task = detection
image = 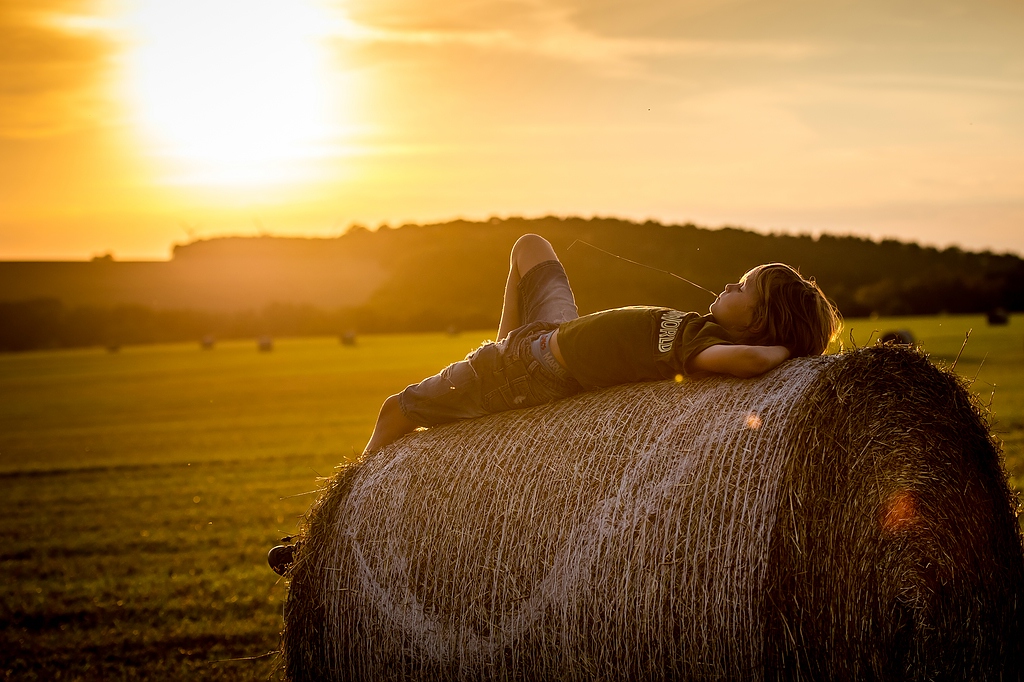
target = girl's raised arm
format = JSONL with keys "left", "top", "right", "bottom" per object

{"left": 690, "top": 344, "right": 790, "bottom": 379}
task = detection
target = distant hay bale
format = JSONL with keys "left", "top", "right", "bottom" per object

{"left": 987, "top": 308, "right": 1010, "bottom": 326}
{"left": 282, "top": 345, "right": 1024, "bottom": 681}
{"left": 879, "top": 329, "right": 916, "bottom": 345}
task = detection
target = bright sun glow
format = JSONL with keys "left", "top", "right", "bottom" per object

{"left": 121, "top": 0, "right": 346, "bottom": 190}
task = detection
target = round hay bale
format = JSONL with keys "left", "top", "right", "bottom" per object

{"left": 282, "top": 345, "right": 1024, "bottom": 681}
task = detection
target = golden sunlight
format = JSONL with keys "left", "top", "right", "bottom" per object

{"left": 119, "top": 0, "right": 345, "bottom": 190}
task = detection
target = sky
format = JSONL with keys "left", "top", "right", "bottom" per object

{"left": 1, "top": 0, "right": 1022, "bottom": 260}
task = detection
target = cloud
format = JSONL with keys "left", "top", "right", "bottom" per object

{"left": 0, "top": 0, "right": 116, "bottom": 137}
{"left": 336, "top": 0, "right": 818, "bottom": 75}
{"left": 337, "top": 0, "right": 1024, "bottom": 86}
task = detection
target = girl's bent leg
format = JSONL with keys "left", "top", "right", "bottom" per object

{"left": 363, "top": 394, "right": 418, "bottom": 454}
{"left": 497, "top": 234, "right": 561, "bottom": 339}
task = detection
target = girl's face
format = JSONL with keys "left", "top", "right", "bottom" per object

{"left": 710, "top": 267, "right": 761, "bottom": 336}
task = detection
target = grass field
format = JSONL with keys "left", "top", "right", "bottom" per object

{"left": 2, "top": 315, "right": 1022, "bottom": 680}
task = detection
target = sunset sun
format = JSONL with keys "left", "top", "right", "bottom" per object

{"left": 120, "top": 0, "right": 345, "bottom": 190}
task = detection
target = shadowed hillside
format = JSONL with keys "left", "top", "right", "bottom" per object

{"left": 0, "top": 237, "right": 383, "bottom": 312}
{"left": 2, "top": 216, "right": 1022, "bottom": 351}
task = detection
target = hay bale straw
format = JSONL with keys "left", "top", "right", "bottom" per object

{"left": 283, "top": 345, "right": 1024, "bottom": 680}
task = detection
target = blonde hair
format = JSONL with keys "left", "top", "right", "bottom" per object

{"left": 742, "top": 263, "right": 842, "bottom": 357}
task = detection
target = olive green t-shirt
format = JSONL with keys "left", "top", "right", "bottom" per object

{"left": 556, "top": 307, "right": 733, "bottom": 390}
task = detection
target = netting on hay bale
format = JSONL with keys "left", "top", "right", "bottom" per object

{"left": 282, "top": 345, "right": 1024, "bottom": 681}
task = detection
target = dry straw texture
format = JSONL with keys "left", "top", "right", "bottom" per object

{"left": 283, "top": 345, "right": 1024, "bottom": 681}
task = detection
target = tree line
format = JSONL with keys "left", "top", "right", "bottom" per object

{"left": 2, "top": 216, "right": 1022, "bottom": 352}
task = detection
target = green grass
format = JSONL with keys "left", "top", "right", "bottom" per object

{"left": 1, "top": 317, "right": 1022, "bottom": 680}
{"left": 1, "top": 332, "right": 492, "bottom": 681}
{"left": 0, "top": 334, "right": 493, "bottom": 474}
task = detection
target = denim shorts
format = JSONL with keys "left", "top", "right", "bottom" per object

{"left": 517, "top": 259, "right": 579, "bottom": 328}
{"left": 398, "top": 260, "right": 581, "bottom": 427}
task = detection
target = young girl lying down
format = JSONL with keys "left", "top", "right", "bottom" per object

{"left": 364, "top": 233, "right": 841, "bottom": 454}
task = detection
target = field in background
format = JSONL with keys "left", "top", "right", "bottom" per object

{"left": 1, "top": 315, "right": 1022, "bottom": 679}
{"left": 1, "top": 331, "right": 494, "bottom": 680}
